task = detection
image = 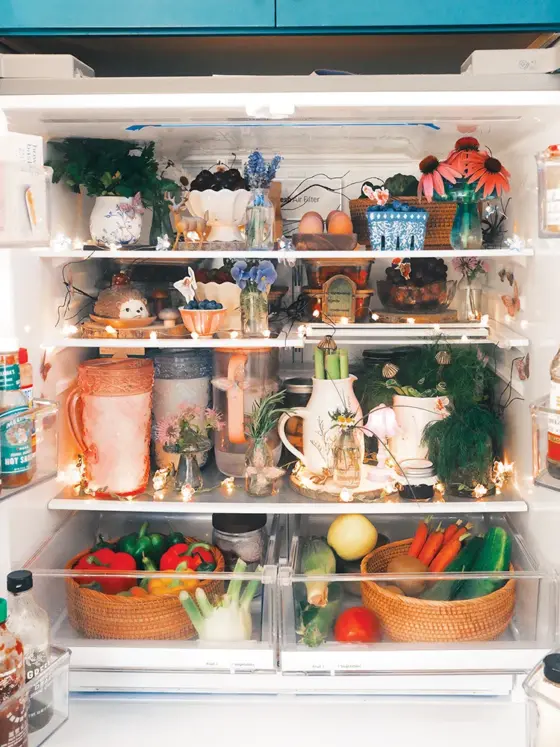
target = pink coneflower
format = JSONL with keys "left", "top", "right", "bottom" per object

{"left": 205, "top": 408, "right": 224, "bottom": 431}
{"left": 445, "top": 137, "right": 485, "bottom": 174}
{"left": 418, "top": 156, "right": 461, "bottom": 202}
{"left": 155, "top": 414, "right": 180, "bottom": 446}
{"left": 466, "top": 153, "right": 511, "bottom": 198}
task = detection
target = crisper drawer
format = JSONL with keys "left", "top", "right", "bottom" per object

{"left": 25, "top": 512, "right": 278, "bottom": 676}
{"left": 279, "top": 514, "right": 556, "bottom": 677}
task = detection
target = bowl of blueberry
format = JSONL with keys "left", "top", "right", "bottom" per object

{"left": 188, "top": 167, "right": 250, "bottom": 243}
{"left": 179, "top": 299, "right": 228, "bottom": 338}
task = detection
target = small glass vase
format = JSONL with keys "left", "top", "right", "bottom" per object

{"left": 165, "top": 440, "right": 210, "bottom": 493}
{"left": 461, "top": 278, "right": 483, "bottom": 322}
{"left": 149, "top": 197, "right": 174, "bottom": 246}
{"left": 240, "top": 284, "right": 269, "bottom": 337}
{"left": 332, "top": 428, "right": 362, "bottom": 489}
{"left": 450, "top": 185, "right": 483, "bottom": 251}
{"left": 245, "top": 188, "right": 274, "bottom": 250}
{"left": 245, "top": 437, "right": 280, "bottom": 497}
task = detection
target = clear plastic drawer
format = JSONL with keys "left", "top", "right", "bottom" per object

{"left": 25, "top": 513, "right": 278, "bottom": 675}
{"left": 279, "top": 514, "right": 556, "bottom": 676}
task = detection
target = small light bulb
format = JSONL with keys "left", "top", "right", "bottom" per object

{"left": 480, "top": 314, "right": 489, "bottom": 326}
{"left": 73, "top": 237, "right": 84, "bottom": 250}
{"left": 181, "top": 484, "right": 195, "bottom": 501}
{"left": 340, "top": 317, "right": 349, "bottom": 325}
{"left": 62, "top": 324, "right": 78, "bottom": 336}
{"left": 371, "top": 313, "right": 380, "bottom": 322}
{"left": 149, "top": 331, "right": 158, "bottom": 340}
{"left": 312, "top": 309, "right": 321, "bottom": 318}
{"left": 105, "top": 325, "right": 117, "bottom": 335}
{"left": 191, "top": 331, "right": 200, "bottom": 340}
{"left": 406, "top": 317, "right": 415, "bottom": 325}
{"left": 221, "top": 477, "right": 235, "bottom": 495}
{"left": 504, "top": 314, "right": 512, "bottom": 323}
{"left": 433, "top": 324, "right": 440, "bottom": 332}
{"left": 340, "top": 488, "right": 353, "bottom": 502}
{"left": 460, "top": 335, "right": 469, "bottom": 342}
{"left": 262, "top": 329, "right": 271, "bottom": 338}
{"left": 153, "top": 490, "right": 165, "bottom": 501}
{"left": 230, "top": 330, "right": 238, "bottom": 339}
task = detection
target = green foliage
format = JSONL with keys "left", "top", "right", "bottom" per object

{"left": 247, "top": 391, "right": 287, "bottom": 442}
{"left": 421, "top": 405, "right": 503, "bottom": 486}
{"left": 388, "top": 343, "right": 445, "bottom": 397}
{"left": 443, "top": 346, "right": 497, "bottom": 410}
{"left": 47, "top": 138, "right": 181, "bottom": 206}
{"left": 383, "top": 173, "right": 419, "bottom": 197}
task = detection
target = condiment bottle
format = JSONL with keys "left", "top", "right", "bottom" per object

{"left": 0, "top": 340, "right": 33, "bottom": 489}
{"left": 7, "top": 572, "right": 51, "bottom": 733}
{"left": 537, "top": 145, "right": 560, "bottom": 236}
{"left": 0, "top": 597, "right": 27, "bottom": 747}
{"left": 547, "top": 346, "right": 560, "bottom": 479}
{"left": 524, "top": 652, "right": 560, "bottom": 747}
{"left": 16, "top": 351, "right": 32, "bottom": 407}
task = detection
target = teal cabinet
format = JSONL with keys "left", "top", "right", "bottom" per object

{"left": 0, "top": 0, "right": 275, "bottom": 33}
{"left": 276, "top": 0, "right": 560, "bottom": 30}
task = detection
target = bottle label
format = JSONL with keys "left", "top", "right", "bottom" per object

{"left": 548, "top": 381, "right": 560, "bottom": 463}
{"left": 546, "top": 188, "right": 560, "bottom": 225}
{"left": 0, "top": 408, "right": 33, "bottom": 475}
{"left": 0, "top": 365, "right": 20, "bottom": 392}
{"left": 26, "top": 647, "right": 52, "bottom": 732}
{"left": 19, "top": 387, "right": 32, "bottom": 408}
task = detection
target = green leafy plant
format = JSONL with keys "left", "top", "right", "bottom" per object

{"left": 422, "top": 404, "right": 503, "bottom": 492}
{"left": 383, "top": 173, "right": 419, "bottom": 197}
{"left": 48, "top": 138, "right": 180, "bottom": 206}
{"left": 247, "top": 391, "right": 287, "bottom": 443}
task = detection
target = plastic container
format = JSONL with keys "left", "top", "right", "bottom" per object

{"left": 0, "top": 647, "right": 70, "bottom": 747}
{"left": 525, "top": 652, "right": 560, "bottom": 747}
{"left": 212, "top": 348, "right": 280, "bottom": 477}
{"left": 0, "top": 597, "right": 26, "bottom": 747}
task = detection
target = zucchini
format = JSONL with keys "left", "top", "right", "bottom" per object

{"left": 455, "top": 527, "right": 512, "bottom": 600}
{"left": 421, "top": 536, "right": 484, "bottom": 601}
{"left": 296, "top": 582, "right": 342, "bottom": 648}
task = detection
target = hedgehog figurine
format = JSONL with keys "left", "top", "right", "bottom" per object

{"left": 94, "top": 286, "right": 150, "bottom": 320}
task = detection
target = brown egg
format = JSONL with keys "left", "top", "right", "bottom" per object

{"left": 327, "top": 210, "right": 353, "bottom": 235}
{"left": 299, "top": 211, "right": 324, "bottom": 234}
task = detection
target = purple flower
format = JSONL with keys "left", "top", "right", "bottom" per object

{"left": 231, "top": 260, "right": 252, "bottom": 289}
{"left": 244, "top": 150, "right": 282, "bottom": 189}
{"left": 255, "top": 260, "right": 277, "bottom": 291}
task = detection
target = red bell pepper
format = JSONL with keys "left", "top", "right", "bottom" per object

{"left": 74, "top": 547, "right": 137, "bottom": 595}
{"left": 159, "top": 544, "right": 198, "bottom": 572}
{"left": 187, "top": 542, "right": 216, "bottom": 570}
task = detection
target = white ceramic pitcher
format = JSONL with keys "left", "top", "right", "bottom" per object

{"left": 390, "top": 394, "right": 444, "bottom": 464}
{"left": 278, "top": 376, "right": 363, "bottom": 475}
{"left": 188, "top": 189, "right": 250, "bottom": 242}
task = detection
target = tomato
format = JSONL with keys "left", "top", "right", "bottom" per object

{"left": 334, "top": 607, "right": 381, "bottom": 643}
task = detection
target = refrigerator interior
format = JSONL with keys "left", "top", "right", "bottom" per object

{"left": 0, "top": 73, "right": 559, "bottom": 721}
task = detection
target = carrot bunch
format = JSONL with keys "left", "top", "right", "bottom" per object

{"left": 408, "top": 519, "right": 471, "bottom": 572}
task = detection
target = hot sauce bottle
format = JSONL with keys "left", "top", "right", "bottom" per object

{"left": 0, "top": 342, "right": 33, "bottom": 490}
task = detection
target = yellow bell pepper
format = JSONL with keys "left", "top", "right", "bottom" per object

{"left": 147, "top": 569, "right": 199, "bottom": 597}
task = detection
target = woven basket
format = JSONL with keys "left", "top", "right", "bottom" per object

{"left": 66, "top": 538, "right": 225, "bottom": 640}
{"left": 360, "top": 539, "right": 515, "bottom": 643}
{"left": 350, "top": 198, "right": 457, "bottom": 248}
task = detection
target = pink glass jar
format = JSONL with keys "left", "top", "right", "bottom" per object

{"left": 66, "top": 358, "right": 154, "bottom": 497}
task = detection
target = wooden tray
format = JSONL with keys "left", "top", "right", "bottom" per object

{"left": 289, "top": 464, "right": 398, "bottom": 503}
{"left": 373, "top": 309, "right": 458, "bottom": 323}
{"left": 79, "top": 321, "right": 188, "bottom": 339}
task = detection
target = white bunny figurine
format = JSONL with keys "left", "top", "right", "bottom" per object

{"left": 173, "top": 267, "right": 198, "bottom": 305}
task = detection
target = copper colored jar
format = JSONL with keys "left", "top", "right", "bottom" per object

{"left": 66, "top": 358, "right": 154, "bottom": 497}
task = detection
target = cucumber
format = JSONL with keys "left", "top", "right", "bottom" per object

{"left": 296, "top": 582, "right": 342, "bottom": 647}
{"left": 455, "top": 527, "right": 512, "bottom": 600}
{"left": 421, "top": 536, "right": 484, "bottom": 601}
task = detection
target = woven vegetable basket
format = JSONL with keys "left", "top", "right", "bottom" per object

{"left": 360, "top": 539, "right": 515, "bottom": 643}
{"left": 65, "top": 538, "right": 225, "bottom": 640}
{"left": 350, "top": 198, "right": 457, "bottom": 248}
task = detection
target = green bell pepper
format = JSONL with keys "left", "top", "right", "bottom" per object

{"left": 166, "top": 531, "right": 186, "bottom": 548}
{"left": 117, "top": 523, "right": 167, "bottom": 568}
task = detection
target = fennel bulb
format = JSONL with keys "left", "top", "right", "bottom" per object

{"left": 179, "top": 558, "right": 261, "bottom": 643}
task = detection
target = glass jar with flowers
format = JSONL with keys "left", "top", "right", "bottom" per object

{"left": 452, "top": 257, "right": 489, "bottom": 322}
{"left": 417, "top": 138, "right": 510, "bottom": 252}
{"left": 231, "top": 259, "right": 277, "bottom": 337}
{"left": 329, "top": 408, "right": 364, "bottom": 489}
{"left": 245, "top": 391, "right": 286, "bottom": 497}
{"left": 243, "top": 150, "right": 282, "bottom": 250}
{"left": 155, "top": 404, "right": 223, "bottom": 494}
